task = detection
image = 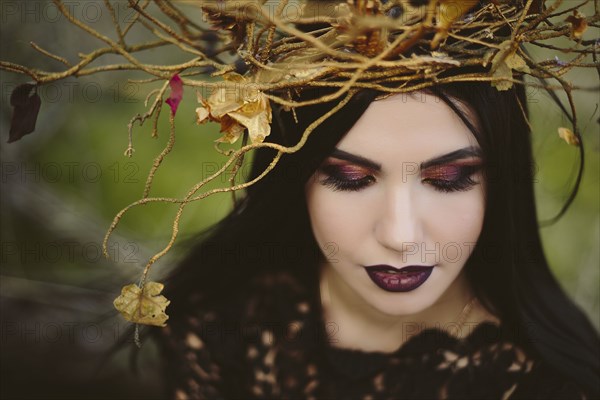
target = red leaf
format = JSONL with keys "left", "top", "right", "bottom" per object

{"left": 165, "top": 74, "right": 183, "bottom": 115}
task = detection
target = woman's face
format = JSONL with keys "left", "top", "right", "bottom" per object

{"left": 305, "top": 92, "right": 485, "bottom": 318}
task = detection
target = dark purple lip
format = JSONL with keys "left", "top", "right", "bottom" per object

{"left": 364, "top": 264, "right": 434, "bottom": 292}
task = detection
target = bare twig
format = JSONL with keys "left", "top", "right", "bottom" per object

{"left": 2, "top": 0, "right": 595, "bottom": 328}
{"left": 29, "top": 42, "right": 72, "bottom": 66}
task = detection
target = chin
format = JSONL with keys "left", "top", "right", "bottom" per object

{"left": 364, "top": 289, "right": 439, "bottom": 319}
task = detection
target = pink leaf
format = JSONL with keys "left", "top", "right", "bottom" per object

{"left": 165, "top": 74, "right": 183, "bottom": 115}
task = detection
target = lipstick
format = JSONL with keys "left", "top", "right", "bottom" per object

{"left": 364, "top": 265, "right": 434, "bottom": 292}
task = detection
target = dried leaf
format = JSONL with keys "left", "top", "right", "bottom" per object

{"left": 490, "top": 41, "right": 529, "bottom": 91}
{"left": 8, "top": 83, "right": 42, "bottom": 143}
{"left": 566, "top": 11, "right": 587, "bottom": 40}
{"left": 196, "top": 105, "right": 210, "bottom": 123}
{"left": 432, "top": 0, "right": 479, "bottom": 48}
{"left": 113, "top": 282, "right": 170, "bottom": 327}
{"left": 482, "top": 48, "right": 496, "bottom": 68}
{"left": 165, "top": 74, "right": 183, "bottom": 115}
{"left": 505, "top": 53, "right": 530, "bottom": 73}
{"left": 491, "top": 62, "right": 513, "bottom": 91}
{"left": 333, "top": 1, "right": 390, "bottom": 57}
{"left": 410, "top": 53, "right": 460, "bottom": 66}
{"left": 558, "top": 127, "right": 580, "bottom": 146}
{"left": 217, "top": 115, "right": 246, "bottom": 144}
{"left": 195, "top": 73, "right": 272, "bottom": 144}
{"left": 201, "top": 4, "right": 247, "bottom": 50}
{"left": 256, "top": 47, "right": 328, "bottom": 84}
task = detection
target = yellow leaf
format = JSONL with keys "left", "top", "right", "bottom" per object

{"left": 222, "top": 71, "right": 246, "bottom": 83}
{"left": 229, "top": 106, "right": 271, "bottom": 143}
{"left": 228, "top": 92, "right": 272, "bottom": 143}
{"left": 558, "top": 127, "right": 580, "bottom": 146}
{"left": 113, "top": 282, "right": 170, "bottom": 327}
{"left": 216, "top": 116, "right": 245, "bottom": 144}
{"left": 505, "top": 53, "right": 530, "bottom": 73}
{"left": 566, "top": 11, "right": 587, "bottom": 40}
{"left": 196, "top": 106, "right": 210, "bottom": 124}
{"left": 482, "top": 48, "right": 496, "bottom": 68}
{"left": 432, "top": 0, "right": 479, "bottom": 48}
{"left": 491, "top": 59, "right": 513, "bottom": 91}
{"left": 197, "top": 74, "right": 272, "bottom": 144}
{"left": 207, "top": 87, "right": 244, "bottom": 119}
{"left": 490, "top": 41, "right": 529, "bottom": 91}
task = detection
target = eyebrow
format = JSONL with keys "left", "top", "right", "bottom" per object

{"left": 329, "top": 146, "right": 482, "bottom": 171}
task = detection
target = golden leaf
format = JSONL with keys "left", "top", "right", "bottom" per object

{"left": 558, "top": 127, "right": 580, "bottom": 146}
{"left": 206, "top": 91, "right": 244, "bottom": 120}
{"left": 482, "top": 48, "right": 496, "bottom": 68}
{"left": 505, "top": 53, "right": 530, "bottom": 73}
{"left": 566, "top": 11, "right": 587, "bottom": 40}
{"left": 490, "top": 41, "right": 529, "bottom": 91}
{"left": 217, "top": 116, "right": 246, "bottom": 144}
{"left": 195, "top": 73, "right": 272, "bottom": 144}
{"left": 200, "top": 4, "right": 247, "bottom": 49}
{"left": 491, "top": 62, "right": 513, "bottom": 91}
{"left": 257, "top": 46, "right": 328, "bottom": 84}
{"left": 113, "top": 282, "right": 170, "bottom": 327}
{"left": 332, "top": 1, "right": 389, "bottom": 57}
{"left": 228, "top": 105, "right": 272, "bottom": 144}
{"left": 432, "top": 0, "right": 479, "bottom": 49}
{"left": 196, "top": 106, "right": 210, "bottom": 124}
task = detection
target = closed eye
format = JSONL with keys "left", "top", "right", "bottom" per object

{"left": 421, "top": 164, "right": 482, "bottom": 193}
{"left": 318, "top": 164, "right": 375, "bottom": 192}
{"left": 317, "top": 151, "right": 483, "bottom": 194}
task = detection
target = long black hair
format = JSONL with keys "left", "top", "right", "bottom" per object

{"left": 154, "top": 81, "right": 599, "bottom": 397}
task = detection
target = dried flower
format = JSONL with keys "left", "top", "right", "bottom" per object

{"left": 196, "top": 73, "right": 272, "bottom": 144}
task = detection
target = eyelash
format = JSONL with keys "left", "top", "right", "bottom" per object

{"left": 319, "top": 165, "right": 481, "bottom": 193}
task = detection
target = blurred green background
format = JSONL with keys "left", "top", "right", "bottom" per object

{"left": 1, "top": 1, "right": 598, "bottom": 399}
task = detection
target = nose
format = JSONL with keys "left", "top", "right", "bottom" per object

{"left": 373, "top": 185, "right": 423, "bottom": 255}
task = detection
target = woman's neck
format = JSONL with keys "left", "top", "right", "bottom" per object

{"left": 318, "top": 263, "right": 499, "bottom": 353}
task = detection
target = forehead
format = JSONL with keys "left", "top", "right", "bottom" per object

{"left": 334, "top": 92, "right": 479, "bottom": 165}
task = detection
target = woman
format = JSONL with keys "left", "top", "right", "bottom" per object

{"left": 1, "top": 0, "right": 596, "bottom": 398}
{"left": 152, "top": 80, "right": 599, "bottom": 399}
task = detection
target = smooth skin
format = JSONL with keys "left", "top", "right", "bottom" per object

{"left": 305, "top": 92, "right": 500, "bottom": 353}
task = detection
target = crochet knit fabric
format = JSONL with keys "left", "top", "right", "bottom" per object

{"left": 155, "top": 271, "right": 585, "bottom": 400}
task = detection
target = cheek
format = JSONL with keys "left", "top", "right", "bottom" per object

{"left": 422, "top": 187, "right": 485, "bottom": 248}
{"left": 305, "top": 184, "right": 369, "bottom": 253}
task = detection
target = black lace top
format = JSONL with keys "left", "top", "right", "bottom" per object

{"left": 155, "top": 271, "right": 586, "bottom": 399}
